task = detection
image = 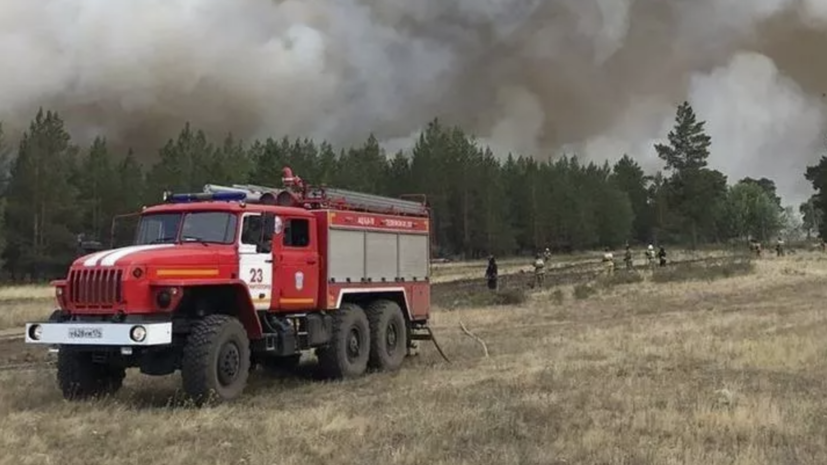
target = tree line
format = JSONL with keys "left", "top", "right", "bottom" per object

{"left": 0, "top": 102, "right": 802, "bottom": 281}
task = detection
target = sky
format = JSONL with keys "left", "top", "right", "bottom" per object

{"left": 1, "top": 0, "right": 827, "bottom": 205}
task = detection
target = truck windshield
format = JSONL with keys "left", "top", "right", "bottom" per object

{"left": 135, "top": 212, "right": 238, "bottom": 245}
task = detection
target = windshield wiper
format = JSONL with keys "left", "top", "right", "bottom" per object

{"left": 149, "top": 236, "right": 176, "bottom": 244}
{"left": 181, "top": 236, "right": 210, "bottom": 247}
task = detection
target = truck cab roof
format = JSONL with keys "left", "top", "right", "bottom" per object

{"left": 141, "top": 201, "right": 314, "bottom": 218}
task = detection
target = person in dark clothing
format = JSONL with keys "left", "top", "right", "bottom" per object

{"left": 485, "top": 255, "right": 498, "bottom": 290}
{"left": 657, "top": 246, "right": 667, "bottom": 267}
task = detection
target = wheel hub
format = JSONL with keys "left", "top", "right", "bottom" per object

{"left": 346, "top": 328, "right": 361, "bottom": 361}
{"left": 386, "top": 322, "right": 398, "bottom": 350}
{"left": 217, "top": 342, "right": 241, "bottom": 386}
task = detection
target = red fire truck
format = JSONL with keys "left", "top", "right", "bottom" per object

{"left": 24, "top": 167, "right": 432, "bottom": 404}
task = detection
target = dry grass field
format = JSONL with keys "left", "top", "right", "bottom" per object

{"left": 0, "top": 285, "right": 55, "bottom": 332}
{"left": 1, "top": 249, "right": 827, "bottom": 464}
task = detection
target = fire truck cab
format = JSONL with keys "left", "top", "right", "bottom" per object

{"left": 24, "top": 167, "right": 432, "bottom": 405}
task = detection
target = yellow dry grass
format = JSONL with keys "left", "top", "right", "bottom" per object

{"left": 0, "top": 285, "right": 54, "bottom": 302}
{"left": 1, "top": 251, "right": 826, "bottom": 464}
{"left": 0, "top": 286, "right": 55, "bottom": 332}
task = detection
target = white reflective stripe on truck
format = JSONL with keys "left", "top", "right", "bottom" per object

{"left": 24, "top": 322, "right": 172, "bottom": 346}
{"left": 83, "top": 244, "right": 175, "bottom": 267}
{"left": 335, "top": 288, "right": 410, "bottom": 315}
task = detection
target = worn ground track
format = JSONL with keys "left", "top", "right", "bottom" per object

{"left": 0, "top": 361, "right": 54, "bottom": 372}
{"left": 0, "top": 330, "right": 21, "bottom": 341}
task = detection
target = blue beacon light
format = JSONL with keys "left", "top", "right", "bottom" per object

{"left": 211, "top": 192, "right": 247, "bottom": 201}
{"left": 167, "top": 191, "right": 247, "bottom": 203}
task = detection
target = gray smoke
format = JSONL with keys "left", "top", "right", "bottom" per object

{"left": 1, "top": 0, "right": 826, "bottom": 204}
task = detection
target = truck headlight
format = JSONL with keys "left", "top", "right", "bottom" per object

{"left": 130, "top": 325, "right": 147, "bottom": 342}
{"left": 29, "top": 324, "right": 42, "bottom": 341}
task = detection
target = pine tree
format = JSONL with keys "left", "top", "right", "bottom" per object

{"left": 249, "top": 137, "right": 288, "bottom": 186}
{"left": 286, "top": 138, "right": 319, "bottom": 181}
{"left": 804, "top": 155, "right": 827, "bottom": 240}
{"left": 612, "top": 154, "right": 652, "bottom": 243}
{"left": 0, "top": 122, "right": 10, "bottom": 193}
{"left": 655, "top": 101, "right": 711, "bottom": 173}
{"left": 593, "top": 161, "right": 634, "bottom": 247}
{"left": 208, "top": 133, "right": 251, "bottom": 184}
{"left": 338, "top": 134, "right": 387, "bottom": 194}
{"left": 146, "top": 122, "right": 215, "bottom": 197}
{"left": 76, "top": 137, "right": 118, "bottom": 241}
{"left": 110, "top": 149, "right": 146, "bottom": 247}
{"left": 444, "top": 127, "right": 479, "bottom": 257}
{"left": 654, "top": 101, "right": 726, "bottom": 246}
{"left": 799, "top": 196, "right": 822, "bottom": 239}
{"left": 385, "top": 151, "right": 411, "bottom": 197}
{"left": 0, "top": 123, "right": 10, "bottom": 270}
{"left": 3, "top": 109, "right": 80, "bottom": 279}
{"left": 315, "top": 142, "right": 338, "bottom": 185}
{"left": 473, "top": 147, "right": 515, "bottom": 255}
{"left": 410, "top": 119, "right": 452, "bottom": 256}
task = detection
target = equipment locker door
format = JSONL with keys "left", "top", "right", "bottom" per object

{"left": 238, "top": 212, "right": 273, "bottom": 310}
{"left": 274, "top": 216, "right": 319, "bottom": 310}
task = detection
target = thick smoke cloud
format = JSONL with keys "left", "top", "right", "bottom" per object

{"left": 0, "top": 0, "right": 826, "bottom": 204}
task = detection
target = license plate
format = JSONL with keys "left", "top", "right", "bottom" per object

{"left": 68, "top": 327, "right": 103, "bottom": 339}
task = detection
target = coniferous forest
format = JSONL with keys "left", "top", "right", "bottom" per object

{"left": 0, "top": 100, "right": 823, "bottom": 282}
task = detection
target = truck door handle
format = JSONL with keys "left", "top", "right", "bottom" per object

{"left": 265, "top": 259, "right": 273, "bottom": 263}
{"left": 307, "top": 258, "right": 317, "bottom": 265}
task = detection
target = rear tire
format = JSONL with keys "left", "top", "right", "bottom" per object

{"left": 57, "top": 349, "right": 125, "bottom": 400}
{"left": 366, "top": 300, "right": 408, "bottom": 372}
{"left": 181, "top": 314, "right": 250, "bottom": 406}
{"left": 316, "top": 303, "right": 370, "bottom": 379}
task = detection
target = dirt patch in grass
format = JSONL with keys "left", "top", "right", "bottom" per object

{"left": 652, "top": 256, "right": 755, "bottom": 283}
{"left": 437, "top": 287, "right": 529, "bottom": 310}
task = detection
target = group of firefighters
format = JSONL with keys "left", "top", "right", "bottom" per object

{"left": 483, "top": 235, "right": 815, "bottom": 290}
{"left": 749, "top": 237, "right": 787, "bottom": 257}
{"left": 485, "top": 243, "right": 668, "bottom": 290}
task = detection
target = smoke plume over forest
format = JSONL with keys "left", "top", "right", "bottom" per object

{"left": 1, "top": 0, "right": 827, "bottom": 203}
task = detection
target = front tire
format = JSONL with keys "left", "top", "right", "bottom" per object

{"left": 316, "top": 303, "right": 370, "bottom": 379}
{"left": 181, "top": 314, "right": 250, "bottom": 406}
{"left": 57, "top": 349, "right": 125, "bottom": 400}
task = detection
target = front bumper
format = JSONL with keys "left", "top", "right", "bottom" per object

{"left": 24, "top": 321, "right": 172, "bottom": 346}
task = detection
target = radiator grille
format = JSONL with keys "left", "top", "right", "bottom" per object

{"left": 68, "top": 268, "right": 123, "bottom": 308}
